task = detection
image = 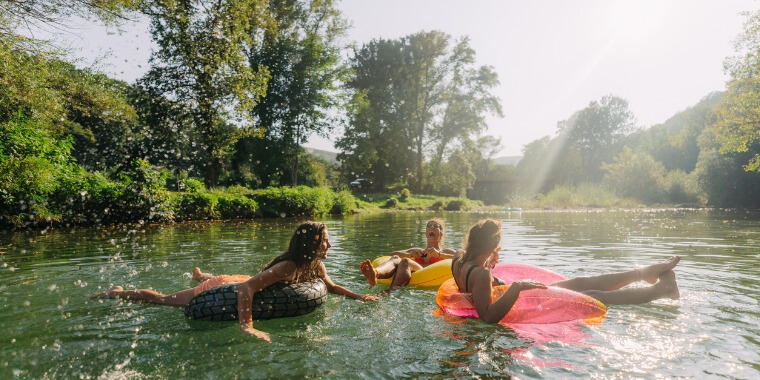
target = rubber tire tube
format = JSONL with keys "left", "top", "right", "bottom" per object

{"left": 184, "top": 279, "right": 328, "bottom": 321}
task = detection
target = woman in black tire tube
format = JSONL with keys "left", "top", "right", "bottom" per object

{"left": 93, "top": 221, "right": 380, "bottom": 342}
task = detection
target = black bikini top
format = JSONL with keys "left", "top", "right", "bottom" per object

{"left": 452, "top": 256, "right": 479, "bottom": 293}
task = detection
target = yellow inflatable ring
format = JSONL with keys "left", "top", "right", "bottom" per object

{"left": 370, "top": 256, "right": 453, "bottom": 287}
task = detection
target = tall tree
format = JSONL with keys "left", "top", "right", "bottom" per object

{"left": 712, "top": 9, "right": 760, "bottom": 172}
{"left": 337, "top": 39, "right": 415, "bottom": 190}
{"left": 339, "top": 31, "right": 502, "bottom": 192}
{"left": 556, "top": 95, "right": 636, "bottom": 182}
{"left": 140, "top": 0, "right": 272, "bottom": 186}
{"left": 431, "top": 38, "right": 502, "bottom": 178}
{"left": 240, "top": 0, "right": 348, "bottom": 186}
{"left": 400, "top": 31, "right": 449, "bottom": 192}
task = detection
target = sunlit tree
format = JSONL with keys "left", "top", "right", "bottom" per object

{"left": 239, "top": 0, "right": 349, "bottom": 186}
{"left": 712, "top": 9, "right": 760, "bottom": 172}
{"left": 339, "top": 31, "right": 502, "bottom": 192}
{"left": 140, "top": 0, "right": 272, "bottom": 186}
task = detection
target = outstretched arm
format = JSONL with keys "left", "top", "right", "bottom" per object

{"left": 388, "top": 248, "right": 423, "bottom": 258}
{"left": 319, "top": 262, "right": 378, "bottom": 301}
{"left": 470, "top": 269, "right": 546, "bottom": 324}
{"left": 236, "top": 261, "right": 297, "bottom": 341}
{"left": 437, "top": 248, "right": 458, "bottom": 259}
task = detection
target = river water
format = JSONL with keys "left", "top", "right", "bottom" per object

{"left": 0, "top": 210, "right": 758, "bottom": 379}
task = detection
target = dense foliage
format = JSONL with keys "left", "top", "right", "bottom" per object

{"left": 337, "top": 31, "right": 503, "bottom": 194}
{"left": 237, "top": 0, "right": 348, "bottom": 187}
{"left": 2, "top": 0, "right": 760, "bottom": 230}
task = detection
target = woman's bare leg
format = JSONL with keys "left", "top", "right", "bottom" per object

{"left": 192, "top": 267, "right": 214, "bottom": 282}
{"left": 583, "top": 270, "right": 680, "bottom": 305}
{"left": 552, "top": 256, "right": 680, "bottom": 292}
{"left": 387, "top": 258, "right": 423, "bottom": 292}
{"left": 360, "top": 256, "right": 416, "bottom": 285}
{"left": 93, "top": 286, "right": 196, "bottom": 307}
{"left": 374, "top": 256, "right": 404, "bottom": 278}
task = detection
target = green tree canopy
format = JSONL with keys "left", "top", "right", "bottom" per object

{"left": 338, "top": 31, "right": 502, "bottom": 192}
{"left": 0, "top": 0, "right": 140, "bottom": 38}
{"left": 140, "top": 0, "right": 272, "bottom": 186}
{"left": 713, "top": 9, "right": 760, "bottom": 172}
{"left": 235, "top": 0, "right": 348, "bottom": 187}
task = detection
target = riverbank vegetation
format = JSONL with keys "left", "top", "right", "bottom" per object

{"left": 2, "top": 1, "right": 760, "bottom": 229}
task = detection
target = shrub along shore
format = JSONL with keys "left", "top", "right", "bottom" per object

{"left": 0, "top": 119, "right": 489, "bottom": 231}
{"left": 0, "top": 170, "right": 489, "bottom": 231}
{"left": 1, "top": 114, "right": 714, "bottom": 232}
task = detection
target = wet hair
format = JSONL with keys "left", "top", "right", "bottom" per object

{"left": 460, "top": 219, "right": 501, "bottom": 263}
{"left": 426, "top": 218, "right": 445, "bottom": 244}
{"left": 263, "top": 221, "right": 326, "bottom": 282}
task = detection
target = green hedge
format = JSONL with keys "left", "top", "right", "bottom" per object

{"left": 398, "top": 188, "right": 411, "bottom": 202}
{"left": 0, "top": 118, "right": 353, "bottom": 228}
{"left": 217, "top": 194, "right": 258, "bottom": 219}
{"left": 175, "top": 192, "right": 219, "bottom": 221}
{"left": 331, "top": 190, "right": 357, "bottom": 215}
{"left": 383, "top": 197, "right": 399, "bottom": 208}
{"left": 444, "top": 198, "right": 483, "bottom": 211}
{"left": 252, "top": 186, "right": 354, "bottom": 217}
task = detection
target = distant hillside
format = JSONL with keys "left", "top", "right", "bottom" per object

{"left": 492, "top": 155, "right": 522, "bottom": 166}
{"left": 304, "top": 147, "right": 338, "bottom": 163}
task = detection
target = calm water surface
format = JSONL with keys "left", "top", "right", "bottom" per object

{"left": 0, "top": 210, "right": 758, "bottom": 379}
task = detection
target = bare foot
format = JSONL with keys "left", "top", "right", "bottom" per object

{"left": 192, "top": 267, "right": 213, "bottom": 282}
{"left": 639, "top": 256, "right": 681, "bottom": 284}
{"left": 656, "top": 270, "right": 680, "bottom": 300}
{"left": 92, "top": 285, "right": 123, "bottom": 299}
{"left": 359, "top": 260, "right": 377, "bottom": 286}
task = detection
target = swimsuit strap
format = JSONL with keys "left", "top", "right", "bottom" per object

{"left": 463, "top": 265, "right": 478, "bottom": 293}
{"left": 453, "top": 256, "right": 479, "bottom": 293}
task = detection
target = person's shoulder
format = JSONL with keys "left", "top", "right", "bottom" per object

{"left": 268, "top": 260, "right": 298, "bottom": 274}
{"left": 470, "top": 266, "right": 492, "bottom": 281}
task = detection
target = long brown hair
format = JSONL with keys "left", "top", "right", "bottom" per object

{"left": 263, "top": 221, "right": 326, "bottom": 282}
{"left": 460, "top": 219, "right": 501, "bottom": 263}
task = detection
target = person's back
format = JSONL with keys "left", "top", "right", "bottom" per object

{"left": 453, "top": 219, "right": 546, "bottom": 323}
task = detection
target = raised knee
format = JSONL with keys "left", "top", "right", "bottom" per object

{"left": 399, "top": 258, "right": 412, "bottom": 267}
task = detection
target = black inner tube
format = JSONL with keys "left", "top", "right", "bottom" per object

{"left": 184, "top": 279, "right": 328, "bottom": 321}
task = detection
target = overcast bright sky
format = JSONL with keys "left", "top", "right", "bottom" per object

{"left": 30, "top": 0, "right": 758, "bottom": 156}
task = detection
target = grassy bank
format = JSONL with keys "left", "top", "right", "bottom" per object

{"left": 353, "top": 192, "right": 486, "bottom": 212}
{"left": 507, "top": 184, "right": 643, "bottom": 209}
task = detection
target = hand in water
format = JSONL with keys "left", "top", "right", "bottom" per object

{"left": 240, "top": 324, "right": 271, "bottom": 342}
{"left": 362, "top": 294, "right": 380, "bottom": 302}
{"left": 513, "top": 280, "right": 547, "bottom": 291}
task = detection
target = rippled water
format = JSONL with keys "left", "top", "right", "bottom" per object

{"left": 1, "top": 210, "right": 758, "bottom": 378}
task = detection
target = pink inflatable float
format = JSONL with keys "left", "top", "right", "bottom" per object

{"left": 436, "top": 263, "right": 607, "bottom": 325}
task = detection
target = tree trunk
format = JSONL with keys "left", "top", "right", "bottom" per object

{"left": 292, "top": 147, "right": 299, "bottom": 186}
{"left": 292, "top": 125, "right": 300, "bottom": 186}
{"left": 416, "top": 131, "right": 423, "bottom": 193}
